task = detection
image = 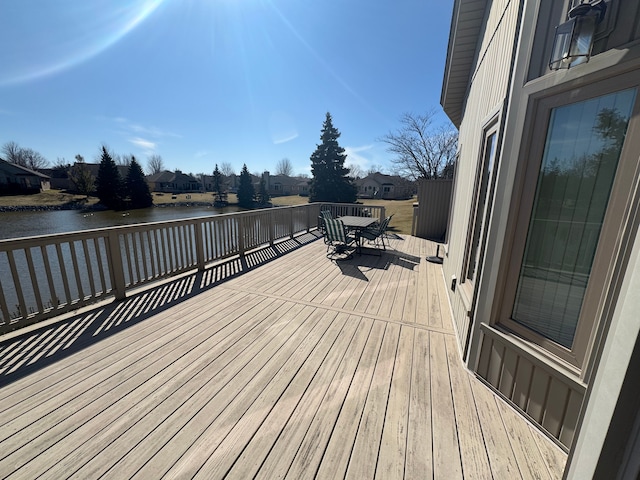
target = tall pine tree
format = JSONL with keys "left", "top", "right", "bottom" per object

{"left": 309, "top": 112, "right": 357, "bottom": 203}
{"left": 212, "top": 164, "right": 223, "bottom": 195}
{"left": 125, "top": 156, "right": 153, "bottom": 209}
{"left": 237, "top": 164, "right": 255, "bottom": 209}
{"left": 95, "top": 146, "right": 123, "bottom": 210}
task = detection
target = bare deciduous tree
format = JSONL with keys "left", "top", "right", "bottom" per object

{"left": 347, "top": 163, "right": 363, "bottom": 179}
{"left": 2, "top": 141, "right": 49, "bottom": 170}
{"left": 2, "top": 141, "right": 22, "bottom": 163}
{"left": 147, "top": 154, "right": 165, "bottom": 174}
{"left": 367, "top": 164, "right": 385, "bottom": 176}
{"left": 220, "top": 162, "right": 235, "bottom": 177}
{"left": 114, "top": 153, "right": 133, "bottom": 166}
{"left": 275, "top": 158, "right": 293, "bottom": 176}
{"left": 380, "top": 111, "right": 458, "bottom": 180}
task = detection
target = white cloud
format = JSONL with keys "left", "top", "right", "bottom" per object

{"left": 269, "top": 111, "right": 298, "bottom": 145}
{"left": 129, "top": 137, "right": 156, "bottom": 152}
{"left": 344, "top": 144, "right": 373, "bottom": 170}
{"left": 194, "top": 150, "right": 210, "bottom": 158}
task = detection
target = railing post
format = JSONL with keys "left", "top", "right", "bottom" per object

{"left": 107, "top": 231, "right": 127, "bottom": 300}
{"left": 306, "top": 205, "right": 311, "bottom": 233}
{"left": 195, "top": 220, "right": 205, "bottom": 271}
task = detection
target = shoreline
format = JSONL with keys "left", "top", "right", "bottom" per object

{"left": 0, "top": 201, "right": 223, "bottom": 213}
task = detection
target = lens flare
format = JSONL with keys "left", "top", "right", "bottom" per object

{"left": 0, "top": 0, "right": 164, "bottom": 86}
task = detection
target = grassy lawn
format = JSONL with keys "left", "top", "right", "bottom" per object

{"left": 0, "top": 190, "right": 99, "bottom": 208}
{"left": 271, "top": 195, "right": 416, "bottom": 235}
{"left": 0, "top": 191, "right": 416, "bottom": 235}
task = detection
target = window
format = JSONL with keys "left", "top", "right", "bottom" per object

{"left": 501, "top": 77, "right": 640, "bottom": 368}
{"left": 464, "top": 120, "right": 500, "bottom": 286}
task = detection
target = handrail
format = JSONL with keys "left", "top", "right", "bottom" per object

{"left": 0, "top": 204, "right": 308, "bottom": 332}
{"left": 0, "top": 202, "right": 382, "bottom": 334}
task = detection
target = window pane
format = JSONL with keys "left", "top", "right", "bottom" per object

{"left": 512, "top": 88, "right": 636, "bottom": 348}
{"left": 467, "top": 132, "right": 497, "bottom": 281}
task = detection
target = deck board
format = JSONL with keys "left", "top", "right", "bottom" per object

{"left": 0, "top": 233, "right": 567, "bottom": 479}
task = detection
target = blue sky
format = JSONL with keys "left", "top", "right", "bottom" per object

{"left": 0, "top": 0, "right": 454, "bottom": 177}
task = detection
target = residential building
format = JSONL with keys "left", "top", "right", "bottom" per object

{"left": 356, "top": 172, "right": 413, "bottom": 200}
{"left": 261, "top": 171, "right": 310, "bottom": 196}
{"left": 0, "top": 158, "right": 50, "bottom": 194}
{"left": 146, "top": 170, "right": 201, "bottom": 193}
{"left": 439, "top": 0, "right": 640, "bottom": 477}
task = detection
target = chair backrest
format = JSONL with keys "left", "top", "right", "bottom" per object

{"left": 325, "top": 218, "right": 347, "bottom": 244}
{"left": 376, "top": 215, "right": 392, "bottom": 235}
{"left": 320, "top": 210, "right": 333, "bottom": 221}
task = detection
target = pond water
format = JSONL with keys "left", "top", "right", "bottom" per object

{"left": 0, "top": 205, "right": 241, "bottom": 241}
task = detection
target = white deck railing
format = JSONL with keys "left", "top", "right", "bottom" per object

{"left": 0, "top": 203, "right": 384, "bottom": 333}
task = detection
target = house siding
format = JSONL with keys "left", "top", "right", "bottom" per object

{"left": 443, "top": 0, "right": 521, "bottom": 353}
{"left": 442, "top": 0, "right": 640, "bottom": 457}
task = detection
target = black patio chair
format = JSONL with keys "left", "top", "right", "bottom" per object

{"left": 361, "top": 214, "right": 393, "bottom": 252}
{"left": 324, "top": 218, "right": 356, "bottom": 260}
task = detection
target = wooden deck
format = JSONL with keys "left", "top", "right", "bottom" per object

{"left": 0, "top": 233, "right": 567, "bottom": 479}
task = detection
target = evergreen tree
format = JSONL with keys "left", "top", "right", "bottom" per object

{"left": 257, "top": 176, "right": 270, "bottom": 206}
{"left": 237, "top": 164, "right": 255, "bottom": 209}
{"left": 69, "top": 155, "right": 95, "bottom": 196}
{"left": 309, "top": 112, "right": 357, "bottom": 203}
{"left": 212, "top": 164, "right": 223, "bottom": 194}
{"left": 95, "top": 146, "right": 123, "bottom": 209}
{"left": 126, "top": 156, "right": 153, "bottom": 209}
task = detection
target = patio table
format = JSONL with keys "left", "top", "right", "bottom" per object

{"left": 338, "top": 216, "right": 378, "bottom": 254}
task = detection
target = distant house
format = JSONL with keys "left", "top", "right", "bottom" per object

{"left": 146, "top": 170, "right": 201, "bottom": 193}
{"left": 0, "top": 158, "right": 50, "bottom": 194}
{"left": 262, "top": 172, "right": 310, "bottom": 196}
{"left": 41, "top": 162, "right": 131, "bottom": 192}
{"left": 356, "top": 173, "right": 412, "bottom": 200}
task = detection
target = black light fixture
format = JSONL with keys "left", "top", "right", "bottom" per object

{"left": 549, "top": 0, "right": 607, "bottom": 70}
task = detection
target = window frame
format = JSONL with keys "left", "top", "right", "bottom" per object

{"left": 498, "top": 71, "right": 640, "bottom": 370}
{"left": 462, "top": 116, "right": 501, "bottom": 292}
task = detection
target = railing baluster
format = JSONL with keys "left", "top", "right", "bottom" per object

{"left": 41, "top": 245, "right": 59, "bottom": 309}
{"left": 170, "top": 227, "right": 179, "bottom": 271}
{"left": 25, "top": 247, "right": 44, "bottom": 314}
{"left": 131, "top": 232, "right": 142, "bottom": 285}
{"left": 122, "top": 233, "right": 134, "bottom": 286}
{"left": 107, "top": 231, "right": 126, "bottom": 300}
{"left": 0, "top": 277, "right": 11, "bottom": 323}
{"left": 94, "top": 237, "right": 108, "bottom": 296}
{"left": 55, "top": 243, "right": 72, "bottom": 306}
{"left": 140, "top": 231, "right": 150, "bottom": 281}
{"left": 69, "top": 241, "right": 85, "bottom": 301}
{"left": 195, "top": 222, "right": 205, "bottom": 271}
{"left": 7, "top": 251, "right": 27, "bottom": 320}
{"left": 82, "top": 239, "right": 97, "bottom": 298}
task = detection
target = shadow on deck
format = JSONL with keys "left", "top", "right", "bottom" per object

{"left": 0, "top": 232, "right": 567, "bottom": 479}
{"left": 0, "top": 232, "right": 323, "bottom": 384}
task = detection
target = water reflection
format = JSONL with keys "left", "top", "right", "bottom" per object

{"left": 0, "top": 205, "right": 240, "bottom": 241}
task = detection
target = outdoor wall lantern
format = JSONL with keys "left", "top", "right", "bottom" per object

{"left": 549, "top": 0, "right": 607, "bottom": 70}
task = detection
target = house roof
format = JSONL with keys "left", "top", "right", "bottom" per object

{"left": 356, "top": 172, "right": 404, "bottom": 187}
{"left": 268, "top": 174, "right": 304, "bottom": 187}
{"left": 147, "top": 170, "right": 198, "bottom": 183}
{"left": 73, "top": 162, "right": 129, "bottom": 179}
{"left": 0, "top": 158, "right": 50, "bottom": 179}
{"left": 440, "top": 0, "right": 488, "bottom": 127}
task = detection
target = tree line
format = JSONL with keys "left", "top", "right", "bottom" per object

{"left": 2, "top": 107, "right": 458, "bottom": 208}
